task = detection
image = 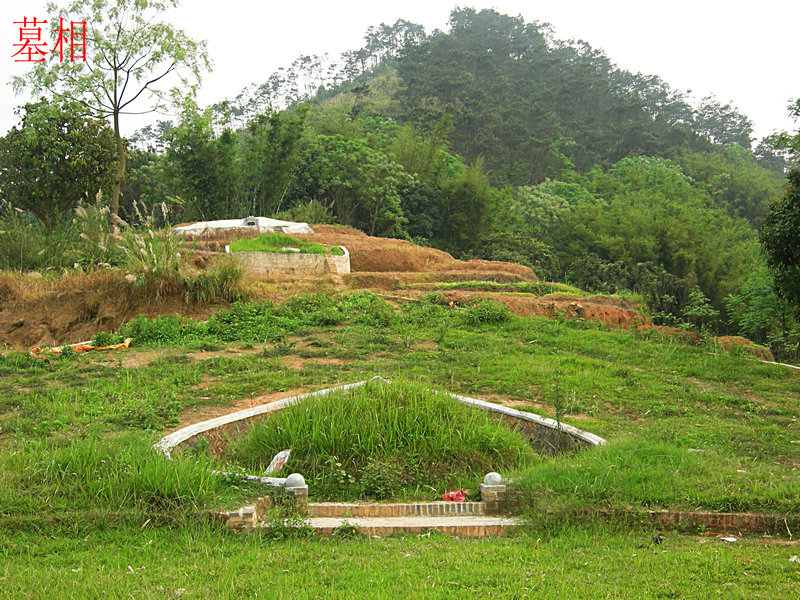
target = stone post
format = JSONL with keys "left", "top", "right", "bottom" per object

{"left": 285, "top": 473, "right": 308, "bottom": 506}
{"left": 480, "top": 472, "right": 506, "bottom": 511}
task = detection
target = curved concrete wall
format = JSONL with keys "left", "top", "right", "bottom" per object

{"left": 441, "top": 391, "right": 605, "bottom": 453}
{"left": 155, "top": 377, "right": 605, "bottom": 458}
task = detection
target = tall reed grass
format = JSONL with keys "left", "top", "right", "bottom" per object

{"left": 0, "top": 199, "right": 247, "bottom": 305}
{"left": 0, "top": 199, "right": 125, "bottom": 271}
{"left": 3, "top": 435, "right": 225, "bottom": 516}
{"left": 0, "top": 206, "right": 80, "bottom": 271}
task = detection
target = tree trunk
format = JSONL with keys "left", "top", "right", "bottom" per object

{"left": 111, "top": 111, "right": 126, "bottom": 234}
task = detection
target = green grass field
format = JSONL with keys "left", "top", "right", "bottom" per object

{"left": 1, "top": 291, "right": 798, "bottom": 597}
{"left": 2, "top": 525, "right": 797, "bottom": 599}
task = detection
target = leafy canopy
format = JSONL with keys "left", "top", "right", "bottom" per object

{"left": 12, "top": 0, "right": 210, "bottom": 222}
{"left": 0, "top": 100, "right": 116, "bottom": 228}
{"left": 14, "top": 0, "right": 209, "bottom": 121}
{"left": 761, "top": 98, "right": 800, "bottom": 313}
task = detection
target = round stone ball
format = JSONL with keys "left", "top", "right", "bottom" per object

{"left": 483, "top": 472, "right": 503, "bottom": 485}
{"left": 285, "top": 473, "right": 306, "bottom": 488}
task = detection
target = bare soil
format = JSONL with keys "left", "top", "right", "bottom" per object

{"left": 433, "top": 290, "right": 647, "bottom": 329}
{"left": 715, "top": 336, "right": 773, "bottom": 361}
{"left": 0, "top": 271, "right": 217, "bottom": 349}
{"left": 0, "top": 228, "right": 537, "bottom": 350}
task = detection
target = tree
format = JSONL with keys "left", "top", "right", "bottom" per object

{"left": 761, "top": 98, "right": 800, "bottom": 313}
{"left": 13, "top": 0, "right": 209, "bottom": 227}
{"left": 163, "top": 100, "right": 239, "bottom": 220}
{"left": 761, "top": 168, "right": 800, "bottom": 311}
{"left": 0, "top": 100, "right": 116, "bottom": 228}
{"left": 769, "top": 98, "right": 800, "bottom": 160}
{"left": 290, "top": 135, "right": 413, "bottom": 237}
{"left": 239, "top": 106, "right": 309, "bottom": 216}
{"left": 693, "top": 96, "right": 754, "bottom": 148}
{"left": 678, "top": 145, "right": 783, "bottom": 229}
{"left": 436, "top": 158, "right": 493, "bottom": 253}
{"left": 726, "top": 267, "right": 799, "bottom": 359}
{"left": 477, "top": 232, "right": 560, "bottom": 280}
{"left": 549, "top": 157, "right": 760, "bottom": 311}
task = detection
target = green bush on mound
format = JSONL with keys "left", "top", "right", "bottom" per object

{"left": 225, "top": 379, "right": 538, "bottom": 500}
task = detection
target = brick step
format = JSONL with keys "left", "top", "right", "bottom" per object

{"left": 308, "top": 501, "right": 497, "bottom": 518}
{"left": 305, "top": 515, "right": 522, "bottom": 537}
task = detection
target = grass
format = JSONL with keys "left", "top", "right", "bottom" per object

{"left": 2, "top": 291, "right": 797, "bottom": 515}
{"left": 0, "top": 202, "right": 124, "bottom": 272}
{"left": 0, "top": 435, "right": 227, "bottom": 518}
{"left": 517, "top": 438, "right": 800, "bottom": 515}
{"left": 230, "top": 233, "right": 344, "bottom": 255}
{"left": 225, "top": 379, "right": 537, "bottom": 499}
{"left": 0, "top": 204, "right": 247, "bottom": 306}
{"left": 1, "top": 525, "right": 798, "bottom": 599}
{"left": 404, "top": 280, "right": 644, "bottom": 304}
{"left": 0, "top": 290, "right": 798, "bottom": 596}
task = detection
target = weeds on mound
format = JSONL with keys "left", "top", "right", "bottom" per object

{"left": 225, "top": 379, "right": 537, "bottom": 500}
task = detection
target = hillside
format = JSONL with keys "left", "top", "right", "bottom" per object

{"left": 103, "top": 7, "right": 797, "bottom": 362}
{"left": 2, "top": 262, "right": 798, "bottom": 596}
{"left": 0, "top": 227, "right": 667, "bottom": 349}
{"left": 2, "top": 4, "right": 800, "bottom": 598}
{"left": 218, "top": 8, "right": 776, "bottom": 184}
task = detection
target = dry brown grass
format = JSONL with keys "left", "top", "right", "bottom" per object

{"left": 294, "top": 225, "right": 538, "bottom": 279}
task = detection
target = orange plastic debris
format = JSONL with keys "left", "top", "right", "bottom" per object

{"left": 31, "top": 338, "right": 132, "bottom": 355}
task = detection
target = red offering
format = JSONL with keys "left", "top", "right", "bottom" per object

{"left": 441, "top": 488, "right": 469, "bottom": 502}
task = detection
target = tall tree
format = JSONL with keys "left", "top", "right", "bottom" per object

{"left": 239, "top": 106, "right": 309, "bottom": 216}
{"left": 13, "top": 0, "right": 209, "bottom": 227}
{"left": 678, "top": 145, "right": 783, "bottom": 229}
{"left": 693, "top": 96, "right": 754, "bottom": 148}
{"left": 163, "top": 100, "right": 238, "bottom": 220}
{"left": 761, "top": 98, "right": 800, "bottom": 312}
{"left": 290, "top": 135, "right": 413, "bottom": 237}
{"left": 761, "top": 168, "right": 800, "bottom": 311}
{"left": 436, "top": 158, "right": 493, "bottom": 253}
{"left": 0, "top": 100, "right": 116, "bottom": 228}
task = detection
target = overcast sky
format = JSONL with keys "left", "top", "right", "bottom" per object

{"left": 1, "top": 0, "right": 798, "bottom": 141}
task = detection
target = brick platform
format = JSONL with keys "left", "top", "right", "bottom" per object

{"left": 308, "top": 501, "right": 499, "bottom": 518}
{"left": 304, "top": 515, "right": 522, "bottom": 537}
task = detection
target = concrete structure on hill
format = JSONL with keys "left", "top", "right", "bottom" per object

{"left": 172, "top": 216, "right": 313, "bottom": 236}
{"left": 232, "top": 246, "right": 350, "bottom": 277}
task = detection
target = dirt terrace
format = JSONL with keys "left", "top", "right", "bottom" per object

{"left": 294, "top": 226, "right": 537, "bottom": 280}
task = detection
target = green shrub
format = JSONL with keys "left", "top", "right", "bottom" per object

{"left": 119, "top": 314, "right": 200, "bottom": 345}
{"left": 461, "top": 299, "right": 512, "bottom": 325}
{"left": 92, "top": 331, "right": 126, "bottom": 346}
{"left": 205, "top": 301, "right": 288, "bottom": 343}
{"left": 337, "top": 292, "right": 396, "bottom": 327}
{"left": 360, "top": 456, "right": 410, "bottom": 500}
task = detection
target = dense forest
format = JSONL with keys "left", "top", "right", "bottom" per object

{"left": 1, "top": 7, "right": 798, "bottom": 358}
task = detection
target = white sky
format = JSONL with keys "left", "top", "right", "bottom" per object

{"left": 1, "top": 0, "right": 798, "bottom": 141}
